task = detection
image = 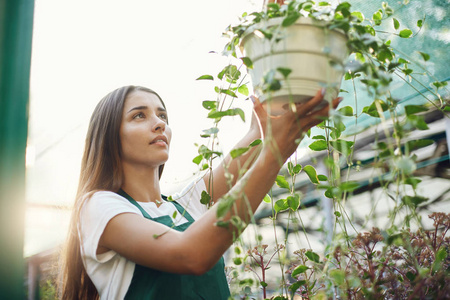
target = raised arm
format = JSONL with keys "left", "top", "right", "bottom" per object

{"left": 203, "top": 99, "right": 265, "bottom": 204}
{"left": 100, "top": 91, "right": 341, "bottom": 275}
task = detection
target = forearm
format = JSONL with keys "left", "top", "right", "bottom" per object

{"left": 185, "top": 145, "right": 282, "bottom": 271}
{"left": 206, "top": 127, "right": 262, "bottom": 203}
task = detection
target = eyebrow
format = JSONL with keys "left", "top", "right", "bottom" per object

{"left": 126, "top": 106, "right": 166, "bottom": 114}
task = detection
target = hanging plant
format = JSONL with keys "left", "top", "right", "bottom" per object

{"left": 194, "top": 0, "right": 449, "bottom": 298}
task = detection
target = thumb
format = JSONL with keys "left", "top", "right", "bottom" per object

{"left": 251, "top": 95, "right": 267, "bottom": 120}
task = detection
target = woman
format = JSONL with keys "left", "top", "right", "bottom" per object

{"left": 59, "top": 85, "right": 340, "bottom": 299}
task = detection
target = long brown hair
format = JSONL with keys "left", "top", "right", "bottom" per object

{"left": 59, "top": 85, "right": 167, "bottom": 299}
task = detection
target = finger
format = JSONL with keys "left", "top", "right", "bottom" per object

{"left": 293, "top": 88, "right": 325, "bottom": 116}
{"left": 332, "top": 97, "right": 343, "bottom": 109}
{"left": 251, "top": 95, "right": 268, "bottom": 120}
{"left": 302, "top": 102, "right": 331, "bottom": 126}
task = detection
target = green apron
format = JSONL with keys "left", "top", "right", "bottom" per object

{"left": 118, "top": 190, "right": 231, "bottom": 300}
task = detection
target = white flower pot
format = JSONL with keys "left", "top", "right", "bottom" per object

{"left": 241, "top": 17, "right": 348, "bottom": 115}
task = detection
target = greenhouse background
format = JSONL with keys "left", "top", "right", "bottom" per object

{"left": 0, "top": 0, "right": 448, "bottom": 298}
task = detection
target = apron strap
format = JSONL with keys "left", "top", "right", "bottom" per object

{"left": 118, "top": 189, "right": 195, "bottom": 223}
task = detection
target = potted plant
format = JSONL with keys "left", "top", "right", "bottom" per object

{"left": 194, "top": 0, "right": 449, "bottom": 298}
{"left": 237, "top": 0, "right": 349, "bottom": 115}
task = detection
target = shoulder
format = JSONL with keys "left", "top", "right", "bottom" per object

{"left": 79, "top": 191, "right": 142, "bottom": 249}
{"left": 82, "top": 191, "right": 141, "bottom": 220}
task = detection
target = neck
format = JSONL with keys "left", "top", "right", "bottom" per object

{"left": 121, "top": 163, "right": 162, "bottom": 203}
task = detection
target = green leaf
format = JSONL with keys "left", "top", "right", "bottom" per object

{"left": 402, "top": 68, "right": 413, "bottom": 76}
{"left": 287, "top": 162, "right": 302, "bottom": 175}
{"left": 407, "top": 115, "right": 429, "bottom": 130}
{"left": 329, "top": 269, "right": 346, "bottom": 286}
{"left": 405, "top": 104, "right": 428, "bottom": 115}
{"left": 332, "top": 139, "right": 354, "bottom": 154}
{"left": 257, "top": 29, "right": 273, "bottom": 40}
{"left": 202, "top": 100, "right": 216, "bottom": 110}
{"left": 200, "top": 127, "right": 219, "bottom": 137}
{"left": 377, "top": 47, "right": 394, "bottom": 62}
{"left": 351, "top": 11, "right": 364, "bottom": 22}
{"left": 303, "top": 165, "right": 319, "bottom": 184}
{"left": 218, "top": 65, "right": 241, "bottom": 83}
{"left": 233, "top": 257, "right": 242, "bottom": 265}
{"left": 287, "top": 194, "right": 300, "bottom": 211}
{"left": 220, "top": 89, "right": 238, "bottom": 98}
{"left": 372, "top": 11, "right": 382, "bottom": 25}
{"left": 241, "top": 57, "right": 253, "bottom": 69}
{"left": 404, "top": 177, "right": 422, "bottom": 189}
{"left": 417, "top": 19, "right": 423, "bottom": 28}
{"left": 172, "top": 211, "right": 178, "bottom": 219}
{"left": 235, "top": 108, "right": 245, "bottom": 122}
{"left": 318, "top": 174, "right": 328, "bottom": 181}
{"left": 260, "top": 281, "right": 268, "bottom": 288}
{"left": 275, "top": 175, "right": 290, "bottom": 189}
{"left": 262, "top": 70, "right": 282, "bottom": 92}
{"left": 330, "top": 121, "right": 346, "bottom": 140}
{"left": 338, "top": 106, "right": 354, "bottom": 116}
{"left": 216, "top": 196, "right": 234, "bottom": 218}
{"left": 406, "top": 271, "right": 416, "bottom": 282}
{"left": 200, "top": 190, "right": 211, "bottom": 205}
{"left": 196, "top": 74, "right": 214, "bottom": 80}
{"left": 405, "top": 139, "right": 434, "bottom": 152}
{"left": 292, "top": 265, "right": 309, "bottom": 277}
{"left": 249, "top": 139, "right": 262, "bottom": 147}
{"left": 362, "top": 100, "right": 389, "bottom": 117}
{"left": 402, "top": 195, "right": 428, "bottom": 208}
{"left": 309, "top": 140, "right": 328, "bottom": 151}
{"left": 311, "top": 135, "right": 325, "bottom": 140}
{"left": 432, "top": 81, "right": 447, "bottom": 89}
{"left": 215, "top": 220, "right": 230, "bottom": 228}
{"left": 305, "top": 250, "right": 320, "bottom": 263}
{"left": 237, "top": 84, "right": 249, "bottom": 96}
{"left": 339, "top": 181, "right": 359, "bottom": 192}
{"left": 230, "top": 147, "right": 250, "bottom": 158}
{"left": 418, "top": 51, "right": 430, "bottom": 61}
{"left": 289, "top": 280, "right": 306, "bottom": 292}
{"left": 192, "top": 154, "right": 202, "bottom": 165}
{"left": 274, "top": 199, "right": 289, "bottom": 212}
{"left": 432, "top": 247, "right": 447, "bottom": 274}
{"left": 208, "top": 108, "right": 245, "bottom": 121}
{"left": 282, "top": 13, "right": 300, "bottom": 27}
{"left": 263, "top": 194, "right": 271, "bottom": 203}
{"left": 436, "top": 246, "right": 447, "bottom": 261}
{"left": 277, "top": 67, "right": 292, "bottom": 78}
{"left": 393, "top": 18, "right": 400, "bottom": 30}
{"left": 287, "top": 162, "right": 294, "bottom": 175}
{"left": 399, "top": 29, "right": 413, "bottom": 38}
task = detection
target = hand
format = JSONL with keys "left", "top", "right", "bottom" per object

{"left": 252, "top": 89, "right": 342, "bottom": 162}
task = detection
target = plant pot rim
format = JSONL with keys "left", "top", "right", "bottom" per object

{"left": 240, "top": 16, "right": 347, "bottom": 48}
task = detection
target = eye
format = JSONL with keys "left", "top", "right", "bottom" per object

{"left": 159, "top": 112, "right": 168, "bottom": 122}
{"left": 133, "top": 112, "right": 145, "bottom": 119}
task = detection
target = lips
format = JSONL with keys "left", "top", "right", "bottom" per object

{"left": 150, "top": 135, "right": 168, "bottom": 145}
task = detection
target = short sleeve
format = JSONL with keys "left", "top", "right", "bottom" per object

{"left": 169, "top": 177, "right": 209, "bottom": 220}
{"left": 79, "top": 191, "right": 142, "bottom": 263}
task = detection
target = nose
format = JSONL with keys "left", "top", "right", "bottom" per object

{"left": 152, "top": 116, "right": 166, "bottom": 133}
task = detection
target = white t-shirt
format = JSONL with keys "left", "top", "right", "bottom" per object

{"left": 79, "top": 178, "right": 208, "bottom": 300}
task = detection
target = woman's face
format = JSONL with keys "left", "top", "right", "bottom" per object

{"left": 119, "top": 90, "right": 172, "bottom": 170}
